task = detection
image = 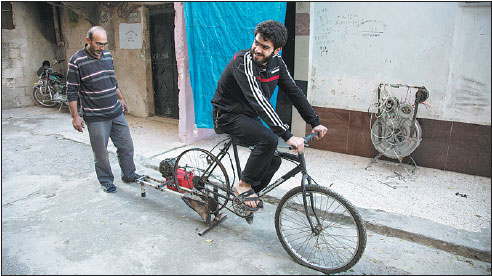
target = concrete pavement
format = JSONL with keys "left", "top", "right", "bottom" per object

{"left": 1, "top": 106, "right": 491, "bottom": 271}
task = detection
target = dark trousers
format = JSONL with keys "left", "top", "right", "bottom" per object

{"left": 86, "top": 114, "right": 137, "bottom": 185}
{"left": 216, "top": 112, "right": 282, "bottom": 193}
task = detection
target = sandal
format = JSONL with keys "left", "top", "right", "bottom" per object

{"left": 235, "top": 189, "right": 263, "bottom": 212}
{"left": 102, "top": 183, "right": 116, "bottom": 193}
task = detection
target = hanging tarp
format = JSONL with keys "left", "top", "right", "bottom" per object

{"left": 184, "top": 2, "right": 287, "bottom": 128}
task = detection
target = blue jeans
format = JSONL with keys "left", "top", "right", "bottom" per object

{"left": 86, "top": 114, "right": 137, "bottom": 185}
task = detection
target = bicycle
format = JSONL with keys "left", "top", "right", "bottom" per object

{"left": 33, "top": 59, "right": 77, "bottom": 112}
{"left": 137, "top": 133, "right": 367, "bottom": 274}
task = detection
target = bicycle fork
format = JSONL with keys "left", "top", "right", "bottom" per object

{"left": 299, "top": 155, "right": 323, "bottom": 235}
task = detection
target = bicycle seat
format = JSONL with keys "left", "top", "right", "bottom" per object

{"left": 51, "top": 72, "right": 65, "bottom": 79}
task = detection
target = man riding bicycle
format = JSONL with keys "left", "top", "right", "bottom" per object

{"left": 211, "top": 20, "right": 328, "bottom": 222}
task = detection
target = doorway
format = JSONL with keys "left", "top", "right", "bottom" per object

{"left": 149, "top": 4, "right": 179, "bottom": 118}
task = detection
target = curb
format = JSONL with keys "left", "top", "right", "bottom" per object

{"left": 359, "top": 208, "right": 491, "bottom": 263}
{"left": 261, "top": 194, "right": 491, "bottom": 263}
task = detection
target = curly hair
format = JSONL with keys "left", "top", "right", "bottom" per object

{"left": 254, "top": 20, "right": 288, "bottom": 49}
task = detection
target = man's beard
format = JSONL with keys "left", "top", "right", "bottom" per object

{"left": 88, "top": 45, "right": 102, "bottom": 57}
{"left": 250, "top": 49, "right": 273, "bottom": 66}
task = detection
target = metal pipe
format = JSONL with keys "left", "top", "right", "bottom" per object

{"left": 52, "top": 5, "right": 64, "bottom": 46}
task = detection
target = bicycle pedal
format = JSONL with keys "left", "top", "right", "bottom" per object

{"left": 231, "top": 197, "right": 252, "bottom": 218}
{"left": 245, "top": 214, "right": 254, "bottom": 224}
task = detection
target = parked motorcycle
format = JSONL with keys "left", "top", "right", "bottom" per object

{"left": 33, "top": 59, "right": 73, "bottom": 112}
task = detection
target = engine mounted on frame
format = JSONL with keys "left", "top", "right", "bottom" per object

{"left": 159, "top": 157, "right": 176, "bottom": 179}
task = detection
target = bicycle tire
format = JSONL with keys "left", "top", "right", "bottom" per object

{"left": 174, "top": 148, "right": 232, "bottom": 213}
{"left": 275, "top": 184, "right": 366, "bottom": 274}
{"left": 33, "top": 86, "right": 57, "bottom": 107}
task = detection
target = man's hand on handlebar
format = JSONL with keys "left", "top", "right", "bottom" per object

{"left": 286, "top": 136, "right": 305, "bottom": 154}
{"left": 287, "top": 124, "right": 328, "bottom": 154}
{"left": 312, "top": 125, "right": 328, "bottom": 139}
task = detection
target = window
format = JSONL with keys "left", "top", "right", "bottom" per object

{"left": 2, "top": 2, "right": 14, "bottom": 30}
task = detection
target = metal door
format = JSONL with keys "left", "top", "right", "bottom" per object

{"left": 149, "top": 4, "right": 179, "bottom": 118}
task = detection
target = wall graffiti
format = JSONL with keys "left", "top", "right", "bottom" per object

{"left": 450, "top": 77, "right": 489, "bottom": 112}
{"left": 309, "top": 2, "right": 491, "bottom": 125}
{"left": 313, "top": 10, "right": 386, "bottom": 46}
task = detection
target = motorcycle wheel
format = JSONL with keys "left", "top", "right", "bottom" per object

{"left": 33, "top": 86, "right": 57, "bottom": 107}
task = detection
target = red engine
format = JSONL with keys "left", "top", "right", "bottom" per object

{"left": 166, "top": 169, "right": 193, "bottom": 193}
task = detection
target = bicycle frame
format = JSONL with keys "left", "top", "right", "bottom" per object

{"left": 213, "top": 136, "right": 322, "bottom": 233}
{"left": 136, "top": 134, "right": 322, "bottom": 235}
{"left": 137, "top": 134, "right": 366, "bottom": 272}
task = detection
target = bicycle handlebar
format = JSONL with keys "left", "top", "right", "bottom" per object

{"left": 289, "top": 132, "right": 319, "bottom": 150}
{"left": 53, "top": 59, "right": 66, "bottom": 65}
{"left": 304, "top": 132, "right": 319, "bottom": 144}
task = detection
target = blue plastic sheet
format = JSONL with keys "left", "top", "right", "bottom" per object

{"left": 184, "top": 2, "right": 287, "bottom": 128}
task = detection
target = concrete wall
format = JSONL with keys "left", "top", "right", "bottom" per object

{"left": 1, "top": 2, "right": 61, "bottom": 109}
{"left": 290, "top": 2, "right": 311, "bottom": 137}
{"left": 59, "top": 4, "right": 153, "bottom": 118}
{"left": 291, "top": 2, "right": 490, "bottom": 177}
{"left": 113, "top": 6, "right": 154, "bottom": 118}
{"left": 308, "top": 2, "right": 491, "bottom": 126}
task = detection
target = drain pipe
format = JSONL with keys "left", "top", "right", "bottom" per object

{"left": 52, "top": 5, "right": 64, "bottom": 46}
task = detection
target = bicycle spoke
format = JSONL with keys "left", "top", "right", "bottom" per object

{"left": 319, "top": 233, "right": 353, "bottom": 266}
{"left": 175, "top": 148, "right": 231, "bottom": 213}
{"left": 281, "top": 208, "right": 310, "bottom": 228}
{"left": 275, "top": 185, "right": 366, "bottom": 274}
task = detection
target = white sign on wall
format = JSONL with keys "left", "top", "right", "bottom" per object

{"left": 119, "top": 23, "right": 142, "bottom": 49}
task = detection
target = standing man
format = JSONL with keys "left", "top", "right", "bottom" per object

{"left": 67, "top": 26, "right": 142, "bottom": 193}
{"left": 212, "top": 20, "right": 328, "bottom": 217}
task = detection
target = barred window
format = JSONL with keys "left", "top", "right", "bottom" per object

{"left": 2, "top": 2, "right": 14, "bottom": 30}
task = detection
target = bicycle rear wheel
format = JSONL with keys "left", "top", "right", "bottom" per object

{"left": 174, "top": 148, "right": 231, "bottom": 213}
{"left": 33, "top": 86, "right": 57, "bottom": 107}
{"left": 275, "top": 184, "right": 366, "bottom": 274}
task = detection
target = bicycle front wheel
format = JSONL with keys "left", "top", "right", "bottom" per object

{"left": 33, "top": 86, "right": 57, "bottom": 107}
{"left": 275, "top": 184, "right": 366, "bottom": 274}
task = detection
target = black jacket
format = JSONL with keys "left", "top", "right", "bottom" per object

{"left": 211, "top": 49, "right": 320, "bottom": 141}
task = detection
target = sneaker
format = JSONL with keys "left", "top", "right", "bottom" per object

{"left": 122, "top": 173, "right": 144, "bottom": 183}
{"left": 101, "top": 183, "right": 116, "bottom": 193}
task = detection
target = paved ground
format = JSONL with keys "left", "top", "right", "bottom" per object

{"left": 1, "top": 106, "right": 491, "bottom": 274}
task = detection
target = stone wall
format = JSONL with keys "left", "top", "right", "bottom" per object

{"left": 111, "top": 6, "right": 153, "bottom": 118}
{"left": 1, "top": 2, "right": 61, "bottom": 109}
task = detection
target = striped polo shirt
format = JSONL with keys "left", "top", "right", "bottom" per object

{"left": 66, "top": 46, "right": 122, "bottom": 122}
